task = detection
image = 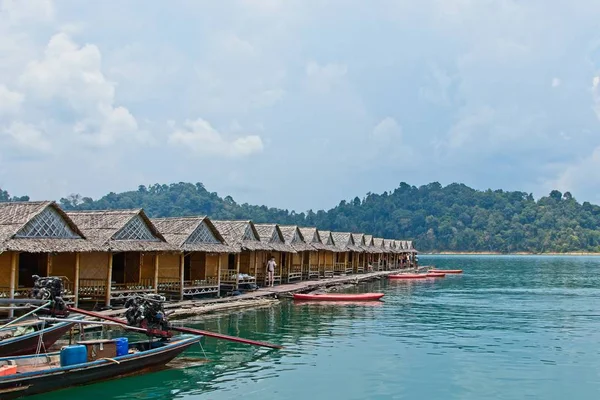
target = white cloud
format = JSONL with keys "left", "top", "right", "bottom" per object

{"left": 305, "top": 61, "right": 348, "bottom": 93}
{"left": 0, "top": 85, "right": 24, "bottom": 115}
{"left": 0, "top": 0, "right": 55, "bottom": 26}
{"left": 3, "top": 121, "right": 51, "bottom": 152}
{"left": 552, "top": 77, "right": 561, "bottom": 87}
{"left": 17, "top": 32, "right": 144, "bottom": 147}
{"left": 168, "top": 118, "right": 264, "bottom": 158}
{"left": 371, "top": 117, "right": 402, "bottom": 141}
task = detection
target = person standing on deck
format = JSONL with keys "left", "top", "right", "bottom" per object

{"left": 266, "top": 256, "right": 276, "bottom": 287}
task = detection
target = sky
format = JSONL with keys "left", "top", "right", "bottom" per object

{"left": 2, "top": 0, "right": 600, "bottom": 211}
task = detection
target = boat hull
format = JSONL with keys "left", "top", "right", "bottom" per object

{"left": 389, "top": 274, "right": 429, "bottom": 279}
{"left": 429, "top": 269, "right": 463, "bottom": 274}
{"left": 425, "top": 273, "right": 446, "bottom": 278}
{"left": 293, "top": 293, "right": 385, "bottom": 301}
{"left": 0, "top": 335, "right": 201, "bottom": 399}
{"left": 0, "top": 318, "right": 82, "bottom": 357}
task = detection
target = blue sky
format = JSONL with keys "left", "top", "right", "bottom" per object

{"left": 1, "top": 0, "right": 600, "bottom": 211}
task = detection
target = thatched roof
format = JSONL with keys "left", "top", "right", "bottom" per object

{"left": 254, "top": 224, "right": 296, "bottom": 253}
{"left": 362, "top": 234, "right": 378, "bottom": 253}
{"left": 279, "top": 225, "right": 314, "bottom": 252}
{"left": 211, "top": 220, "right": 270, "bottom": 251}
{"left": 317, "top": 230, "right": 340, "bottom": 252}
{"left": 299, "top": 227, "right": 329, "bottom": 251}
{"left": 383, "top": 239, "right": 397, "bottom": 254}
{"left": 0, "top": 201, "right": 94, "bottom": 253}
{"left": 67, "top": 209, "right": 176, "bottom": 252}
{"left": 331, "top": 232, "right": 364, "bottom": 252}
{"left": 352, "top": 233, "right": 377, "bottom": 254}
{"left": 151, "top": 216, "right": 237, "bottom": 253}
{"left": 373, "top": 238, "right": 385, "bottom": 252}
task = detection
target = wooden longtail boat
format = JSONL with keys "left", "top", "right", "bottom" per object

{"left": 0, "top": 316, "right": 84, "bottom": 357}
{"left": 0, "top": 334, "right": 201, "bottom": 399}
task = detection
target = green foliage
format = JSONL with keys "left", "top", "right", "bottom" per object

{"left": 3, "top": 181, "right": 600, "bottom": 253}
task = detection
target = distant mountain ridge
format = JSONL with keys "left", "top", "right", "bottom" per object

{"left": 2, "top": 182, "right": 600, "bottom": 253}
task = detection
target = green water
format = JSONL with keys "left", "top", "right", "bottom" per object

{"left": 35, "top": 256, "right": 600, "bottom": 399}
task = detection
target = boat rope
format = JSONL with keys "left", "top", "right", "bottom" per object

{"left": 0, "top": 301, "right": 52, "bottom": 330}
{"left": 198, "top": 340, "right": 208, "bottom": 359}
{"left": 33, "top": 320, "right": 48, "bottom": 367}
{"left": 98, "top": 357, "right": 120, "bottom": 364}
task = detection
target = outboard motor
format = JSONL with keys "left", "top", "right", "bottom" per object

{"left": 124, "top": 294, "right": 170, "bottom": 333}
{"left": 30, "top": 275, "right": 68, "bottom": 315}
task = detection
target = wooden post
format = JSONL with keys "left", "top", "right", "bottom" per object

{"left": 105, "top": 253, "right": 113, "bottom": 307}
{"left": 9, "top": 252, "right": 17, "bottom": 318}
{"left": 217, "top": 254, "right": 222, "bottom": 297}
{"left": 47, "top": 253, "right": 52, "bottom": 276}
{"left": 300, "top": 251, "right": 305, "bottom": 281}
{"left": 235, "top": 253, "right": 240, "bottom": 290}
{"left": 179, "top": 253, "right": 185, "bottom": 301}
{"left": 74, "top": 253, "right": 80, "bottom": 307}
{"left": 154, "top": 253, "right": 160, "bottom": 293}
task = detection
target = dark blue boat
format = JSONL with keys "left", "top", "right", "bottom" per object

{"left": 0, "top": 315, "right": 84, "bottom": 357}
{"left": 0, "top": 334, "right": 201, "bottom": 399}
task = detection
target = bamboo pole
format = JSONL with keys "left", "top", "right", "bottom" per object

{"left": 105, "top": 253, "right": 113, "bottom": 307}
{"left": 235, "top": 253, "right": 240, "bottom": 291}
{"left": 74, "top": 253, "right": 80, "bottom": 307}
{"left": 217, "top": 254, "right": 222, "bottom": 297}
{"left": 8, "top": 252, "right": 17, "bottom": 318}
{"left": 47, "top": 253, "right": 52, "bottom": 276}
{"left": 154, "top": 253, "right": 160, "bottom": 293}
{"left": 179, "top": 253, "right": 185, "bottom": 301}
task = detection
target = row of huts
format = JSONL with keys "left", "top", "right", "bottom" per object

{"left": 0, "top": 201, "right": 417, "bottom": 308}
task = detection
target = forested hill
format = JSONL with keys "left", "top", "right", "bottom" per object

{"left": 3, "top": 182, "right": 600, "bottom": 253}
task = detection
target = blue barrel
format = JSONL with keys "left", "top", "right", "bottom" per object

{"left": 60, "top": 345, "right": 87, "bottom": 367}
{"left": 114, "top": 337, "right": 129, "bottom": 356}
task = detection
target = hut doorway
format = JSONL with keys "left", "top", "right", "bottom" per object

{"left": 18, "top": 253, "right": 48, "bottom": 288}
{"left": 185, "top": 253, "right": 207, "bottom": 281}
{"left": 184, "top": 254, "right": 191, "bottom": 281}
{"left": 111, "top": 252, "right": 141, "bottom": 284}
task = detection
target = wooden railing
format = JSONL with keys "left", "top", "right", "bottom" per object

{"left": 287, "top": 264, "right": 302, "bottom": 282}
{"left": 79, "top": 279, "right": 106, "bottom": 297}
{"left": 321, "top": 264, "right": 334, "bottom": 278}
{"left": 158, "top": 277, "right": 219, "bottom": 292}
{"left": 334, "top": 263, "right": 346, "bottom": 274}
{"left": 113, "top": 278, "right": 154, "bottom": 292}
{"left": 344, "top": 263, "right": 353, "bottom": 274}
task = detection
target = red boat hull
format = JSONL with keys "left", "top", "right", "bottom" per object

{"left": 429, "top": 269, "right": 463, "bottom": 274}
{"left": 426, "top": 272, "right": 446, "bottom": 278}
{"left": 293, "top": 293, "right": 385, "bottom": 301}
{"left": 388, "top": 274, "right": 429, "bottom": 279}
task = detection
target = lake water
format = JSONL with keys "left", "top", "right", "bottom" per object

{"left": 36, "top": 256, "right": 600, "bottom": 400}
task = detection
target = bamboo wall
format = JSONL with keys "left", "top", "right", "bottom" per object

{"left": 50, "top": 253, "right": 76, "bottom": 280}
{"left": 158, "top": 253, "right": 180, "bottom": 279}
{"left": 140, "top": 253, "right": 154, "bottom": 281}
{"left": 205, "top": 254, "right": 219, "bottom": 278}
{"left": 79, "top": 252, "right": 109, "bottom": 280}
{"left": 0, "top": 252, "right": 13, "bottom": 289}
{"left": 239, "top": 251, "right": 252, "bottom": 275}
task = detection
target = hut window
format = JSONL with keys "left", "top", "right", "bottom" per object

{"left": 242, "top": 225, "right": 255, "bottom": 241}
{"left": 15, "top": 207, "right": 79, "bottom": 239}
{"left": 186, "top": 221, "right": 221, "bottom": 244}
{"left": 113, "top": 215, "right": 160, "bottom": 241}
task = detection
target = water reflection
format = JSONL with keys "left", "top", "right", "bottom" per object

{"left": 29, "top": 256, "right": 600, "bottom": 399}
